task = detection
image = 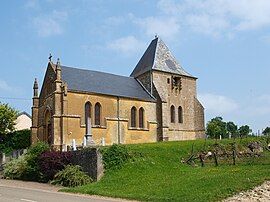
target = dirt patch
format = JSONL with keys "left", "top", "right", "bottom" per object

{"left": 224, "top": 181, "right": 270, "bottom": 202}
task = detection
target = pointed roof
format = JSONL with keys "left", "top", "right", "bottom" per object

{"left": 130, "top": 37, "right": 195, "bottom": 78}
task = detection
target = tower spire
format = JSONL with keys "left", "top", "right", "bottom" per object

{"left": 56, "top": 58, "right": 62, "bottom": 81}
{"left": 33, "top": 78, "right": 38, "bottom": 97}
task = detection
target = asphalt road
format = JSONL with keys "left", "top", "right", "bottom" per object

{"left": 0, "top": 185, "right": 123, "bottom": 202}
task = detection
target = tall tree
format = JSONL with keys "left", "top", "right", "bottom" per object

{"left": 238, "top": 125, "right": 251, "bottom": 138}
{"left": 0, "top": 102, "right": 18, "bottom": 136}
{"left": 262, "top": 127, "right": 270, "bottom": 135}
{"left": 206, "top": 117, "right": 227, "bottom": 139}
{"left": 226, "top": 121, "right": 238, "bottom": 139}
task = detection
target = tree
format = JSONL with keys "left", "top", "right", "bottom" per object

{"left": 226, "top": 121, "right": 238, "bottom": 139}
{"left": 262, "top": 127, "right": 270, "bottom": 136}
{"left": 0, "top": 102, "right": 18, "bottom": 136}
{"left": 238, "top": 125, "right": 251, "bottom": 138}
{"left": 206, "top": 117, "right": 227, "bottom": 140}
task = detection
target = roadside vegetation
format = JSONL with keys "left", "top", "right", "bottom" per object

{"left": 64, "top": 137, "right": 270, "bottom": 202}
{"left": 0, "top": 102, "right": 31, "bottom": 154}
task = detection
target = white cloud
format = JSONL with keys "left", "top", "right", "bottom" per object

{"left": 133, "top": 16, "right": 180, "bottom": 41}
{"left": 24, "top": 0, "right": 39, "bottom": 9}
{"left": 32, "top": 10, "right": 68, "bottom": 37}
{"left": 155, "top": 0, "right": 270, "bottom": 37}
{"left": 107, "top": 36, "right": 145, "bottom": 55}
{"left": 0, "top": 80, "right": 14, "bottom": 92}
{"left": 198, "top": 93, "right": 239, "bottom": 114}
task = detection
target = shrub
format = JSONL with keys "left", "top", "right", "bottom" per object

{"left": 5, "top": 130, "right": 31, "bottom": 150}
{"left": 27, "top": 141, "right": 50, "bottom": 157}
{"left": 38, "top": 151, "right": 73, "bottom": 181}
{"left": 102, "top": 144, "right": 131, "bottom": 170}
{"left": 24, "top": 142, "right": 50, "bottom": 181}
{"left": 51, "top": 165, "right": 92, "bottom": 187}
{"left": 3, "top": 155, "right": 28, "bottom": 179}
{"left": 3, "top": 141, "right": 50, "bottom": 181}
{"left": 0, "top": 129, "right": 31, "bottom": 154}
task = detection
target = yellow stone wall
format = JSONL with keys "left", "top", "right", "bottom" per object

{"left": 61, "top": 91, "right": 157, "bottom": 147}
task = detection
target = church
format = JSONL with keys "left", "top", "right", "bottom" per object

{"left": 31, "top": 37, "right": 205, "bottom": 150}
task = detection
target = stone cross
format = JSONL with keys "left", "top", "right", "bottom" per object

{"left": 85, "top": 117, "right": 95, "bottom": 146}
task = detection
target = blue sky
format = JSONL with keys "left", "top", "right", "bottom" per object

{"left": 0, "top": 0, "right": 269, "bottom": 133}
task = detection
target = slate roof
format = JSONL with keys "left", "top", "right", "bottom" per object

{"left": 61, "top": 66, "right": 155, "bottom": 102}
{"left": 130, "top": 37, "right": 195, "bottom": 78}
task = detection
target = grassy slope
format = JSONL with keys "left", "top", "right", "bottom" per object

{"left": 64, "top": 138, "right": 270, "bottom": 201}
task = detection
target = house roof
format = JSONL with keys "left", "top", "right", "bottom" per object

{"left": 130, "top": 37, "right": 195, "bottom": 78}
{"left": 61, "top": 66, "right": 155, "bottom": 102}
{"left": 18, "top": 111, "right": 32, "bottom": 119}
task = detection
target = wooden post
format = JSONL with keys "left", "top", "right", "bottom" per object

{"left": 213, "top": 151, "right": 218, "bottom": 166}
{"left": 232, "top": 142, "right": 236, "bottom": 165}
{"left": 199, "top": 153, "right": 205, "bottom": 167}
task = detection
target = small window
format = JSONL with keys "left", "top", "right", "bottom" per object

{"left": 171, "top": 105, "right": 175, "bottom": 123}
{"left": 139, "top": 107, "right": 144, "bottom": 128}
{"left": 131, "top": 107, "right": 137, "bottom": 127}
{"left": 167, "top": 78, "right": 170, "bottom": 84}
{"left": 85, "top": 102, "right": 91, "bottom": 134}
{"left": 95, "top": 102, "right": 101, "bottom": 126}
{"left": 178, "top": 106, "right": 183, "bottom": 123}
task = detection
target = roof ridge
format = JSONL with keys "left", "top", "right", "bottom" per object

{"left": 61, "top": 65, "right": 133, "bottom": 80}
{"left": 135, "top": 78, "right": 156, "bottom": 100}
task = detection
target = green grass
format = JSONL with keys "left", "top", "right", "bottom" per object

{"left": 63, "top": 138, "right": 270, "bottom": 201}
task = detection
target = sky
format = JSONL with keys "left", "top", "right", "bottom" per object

{"left": 0, "top": 0, "right": 269, "bottom": 133}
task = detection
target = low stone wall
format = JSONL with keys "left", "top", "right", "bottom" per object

{"left": 70, "top": 147, "right": 104, "bottom": 181}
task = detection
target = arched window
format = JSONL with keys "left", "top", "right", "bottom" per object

{"left": 178, "top": 106, "right": 183, "bottom": 123}
{"left": 95, "top": 102, "right": 101, "bottom": 126}
{"left": 85, "top": 102, "right": 91, "bottom": 134}
{"left": 139, "top": 107, "right": 144, "bottom": 128}
{"left": 171, "top": 105, "right": 175, "bottom": 123}
{"left": 131, "top": 107, "right": 137, "bottom": 127}
{"left": 44, "top": 109, "right": 52, "bottom": 144}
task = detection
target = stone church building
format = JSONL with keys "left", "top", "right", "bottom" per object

{"left": 31, "top": 37, "right": 205, "bottom": 150}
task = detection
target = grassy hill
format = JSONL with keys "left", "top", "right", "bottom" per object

{"left": 64, "top": 138, "right": 270, "bottom": 201}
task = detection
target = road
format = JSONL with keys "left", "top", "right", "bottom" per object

{"left": 0, "top": 183, "right": 125, "bottom": 202}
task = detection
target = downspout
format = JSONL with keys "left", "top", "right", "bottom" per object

{"left": 117, "top": 97, "right": 120, "bottom": 144}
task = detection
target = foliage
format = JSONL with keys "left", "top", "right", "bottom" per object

{"left": 206, "top": 117, "right": 227, "bottom": 139}
{"left": 24, "top": 142, "right": 50, "bottom": 181}
{"left": 226, "top": 121, "right": 238, "bottom": 138}
{"left": 3, "top": 155, "right": 28, "bottom": 179}
{"left": 27, "top": 141, "right": 50, "bottom": 157}
{"left": 3, "top": 141, "right": 50, "bottom": 181}
{"left": 0, "top": 102, "right": 18, "bottom": 136}
{"left": 51, "top": 165, "right": 92, "bottom": 187}
{"left": 262, "top": 127, "right": 270, "bottom": 136}
{"left": 38, "top": 151, "right": 73, "bottom": 181}
{"left": 101, "top": 144, "right": 132, "bottom": 170}
{"left": 238, "top": 125, "right": 251, "bottom": 138}
{"left": 206, "top": 117, "right": 253, "bottom": 140}
{"left": 4, "top": 129, "right": 31, "bottom": 151}
{"left": 64, "top": 137, "right": 270, "bottom": 202}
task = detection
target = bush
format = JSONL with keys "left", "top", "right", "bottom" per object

{"left": 3, "top": 156, "right": 28, "bottom": 179}
{"left": 0, "top": 129, "right": 31, "bottom": 154}
{"left": 3, "top": 141, "right": 50, "bottom": 181}
{"left": 6, "top": 130, "right": 31, "bottom": 150}
{"left": 27, "top": 141, "right": 50, "bottom": 157}
{"left": 102, "top": 144, "right": 131, "bottom": 170}
{"left": 38, "top": 151, "right": 73, "bottom": 181}
{"left": 51, "top": 165, "right": 92, "bottom": 187}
